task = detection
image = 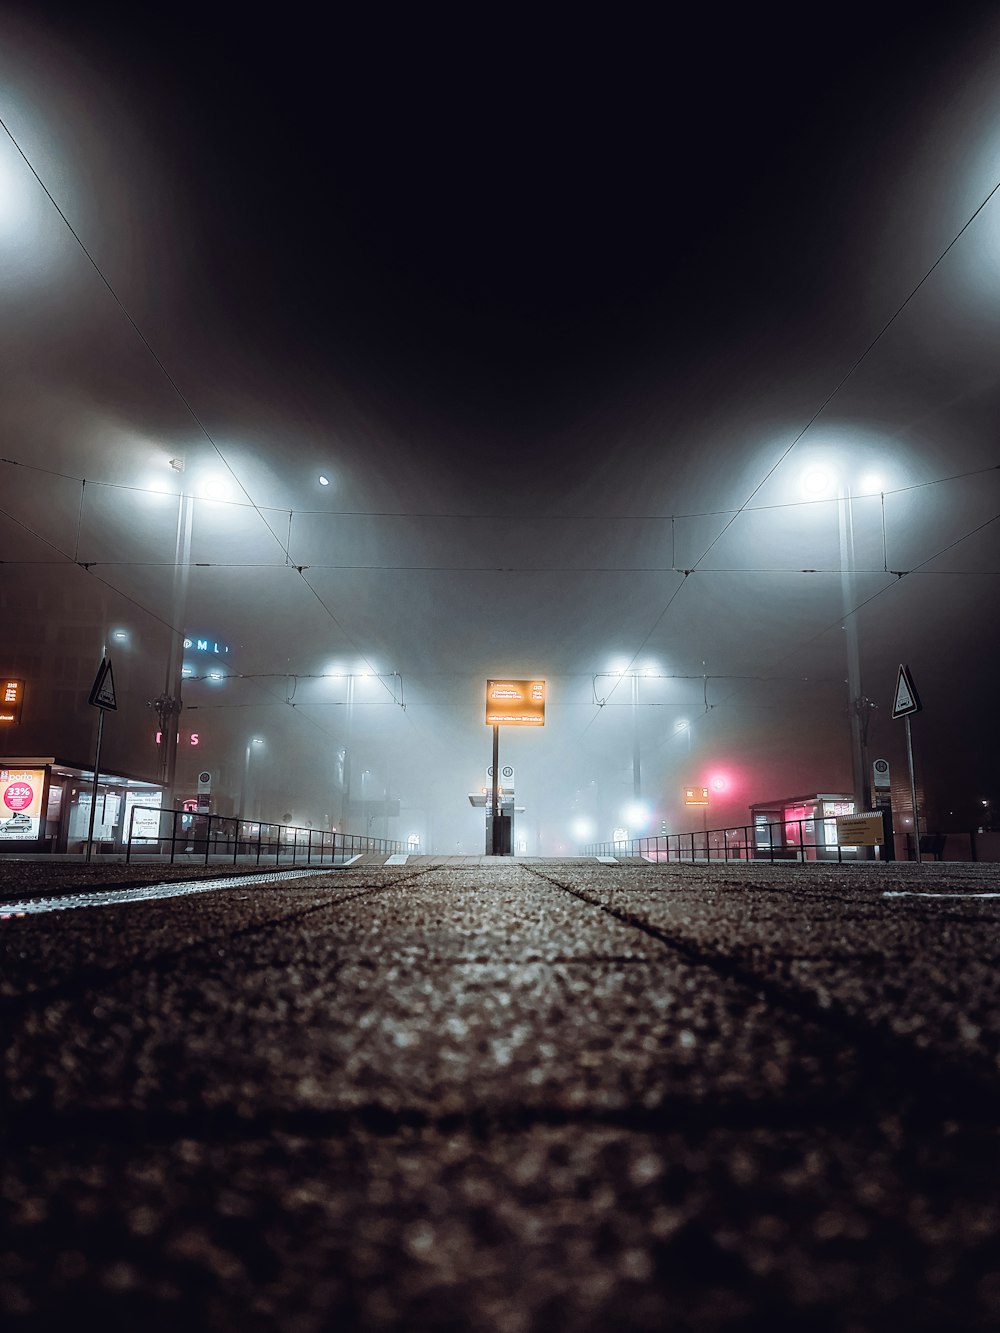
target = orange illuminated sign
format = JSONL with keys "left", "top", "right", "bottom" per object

{"left": 0, "top": 679, "right": 24, "bottom": 725}
{"left": 683, "top": 786, "right": 710, "bottom": 806}
{"left": 485, "top": 679, "right": 545, "bottom": 726}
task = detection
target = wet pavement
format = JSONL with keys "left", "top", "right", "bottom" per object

{"left": 2, "top": 855, "right": 999, "bottom": 1331}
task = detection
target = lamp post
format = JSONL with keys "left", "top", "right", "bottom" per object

{"left": 594, "top": 667, "right": 665, "bottom": 808}
{"left": 631, "top": 673, "right": 643, "bottom": 800}
{"left": 151, "top": 461, "right": 193, "bottom": 816}
{"left": 802, "top": 466, "right": 877, "bottom": 820}
{"left": 239, "top": 737, "right": 264, "bottom": 824}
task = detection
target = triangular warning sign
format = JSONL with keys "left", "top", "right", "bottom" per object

{"left": 89, "top": 657, "right": 118, "bottom": 711}
{"left": 892, "top": 663, "right": 921, "bottom": 719}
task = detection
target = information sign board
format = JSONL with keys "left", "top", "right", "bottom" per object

{"left": 835, "top": 812, "right": 885, "bottom": 846}
{"left": 0, "top": 679, "right": 24, "bottom": 724}
{"left": 683, "top": 786, "right": 710, "bottom": 806}
{"left": 485, "top": 680, "right": 545, "bottom": 726}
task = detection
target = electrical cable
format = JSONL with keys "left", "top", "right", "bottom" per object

{"left": 0, "top": 113, "right": 399, "bottom": 710}
{"left": 581, "top": 175, "right": 1000, "bottom": 729}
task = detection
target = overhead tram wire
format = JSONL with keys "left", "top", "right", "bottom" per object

{"left": 578, "top": 173, "right": 1000, "bottom": 733}
{"left": 0, "top": 113, "right": 397, "bottom": 710}
{"left": 573, "top": 497, "right": 1000, "bottom": 738}
{"left": 1, "top": 455, "right": 996, "bottom": 524}
{"left": 699, "top": 507, "right": 1000, "bottom": 730}
{"left": 0, "top": 116, "right": 285, "bottom": 561}
{"left": 689, "top": 173, "right": 1000, "bottom": 573}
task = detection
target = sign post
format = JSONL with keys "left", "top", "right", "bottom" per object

{"left": 86, "top": 657, "right": 118, "bottom": 863}
{"left": 484, "top": 680, "right": 545, "bottom": 856}
{"left": 891, "top": 664, "right": 922, "bottom": 860}
{"left": 684, "top": 785, "right": 710, "bottom": 839}
{"left": 871, "top": 758, "right": 895, "bottom": 860}
{"left": 491, "top": 725, "right": 500, "bottom": 854}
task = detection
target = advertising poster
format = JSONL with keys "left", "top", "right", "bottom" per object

{"left": 123, "top": 790, "right": 164, "bottom": 841}
{"left": 0, "top": 767, "right": 45, "bottom": 840}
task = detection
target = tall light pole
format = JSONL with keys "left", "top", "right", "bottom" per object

{"left": 240, "top": 737, "right": 264, "bottom": 823}
{"left": 338, "top": 674, "right": 356, "bottom": 830}
{"left": 675, "top": 718, "right": 692, "bottom": 758}
{"left": 802, "top": 466, "right": 875, "bottom": 819}
{"left": 631, "top": 673, "right": 641, "bottom": 801}
{"left": 594, "top": 667, "right": 664, "bottom": 808}
{"left": 151, "top": 459, "right": 193, "bottom": 816}
{"left": 837, "top": 480, "right": 869, "bottom": 817}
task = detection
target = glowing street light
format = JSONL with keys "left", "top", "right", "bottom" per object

{"left": 623, "top": 801, "right": 648, "bottom": 829}
{"left": 571, "top": 816, "right": 594, "bottom": 842}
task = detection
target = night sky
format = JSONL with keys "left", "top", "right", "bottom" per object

{"left": 2, "top": 2, "right": 999, "bottom": 848}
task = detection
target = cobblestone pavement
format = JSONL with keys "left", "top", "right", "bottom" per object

{"left": 2, "top": 857, "right": 999, "bottom": 1331}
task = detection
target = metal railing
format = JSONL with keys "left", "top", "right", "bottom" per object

{"left": 578, "top": 815, "right": 986, "bottom": 869}
{"left": 125, "top": 806, "right": 403, "bottom": 865}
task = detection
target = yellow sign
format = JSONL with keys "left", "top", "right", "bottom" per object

{"left": 0, "top": 679, "right": 24, "bottom": 725}
{"left": 485, "top": 679, "right": 545, "bottom": 726}
{"left": 835, "top": 813, "right": 884, "bottom": 846}
{"left": 684, "top": 786, "right": 710, "bottom": 806}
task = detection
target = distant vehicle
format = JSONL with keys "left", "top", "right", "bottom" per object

{"left": 0, "top": 811, "right": 32, "bottom": 832}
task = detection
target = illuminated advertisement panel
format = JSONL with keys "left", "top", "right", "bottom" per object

{"left": 0, "top": 767, "right": 45, "bottom": 839}
{"left": 485, "top": 679, "right": 545, "bottom": 726}
{"left": 0, "top": 679, "right": 24, "bottom": 725}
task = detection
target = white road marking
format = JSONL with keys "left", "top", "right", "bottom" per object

{"left": 384, "top": 854, "right": 409, "bottom": 864}
{"left": 883, "top": 891, "right": 1000, "bottom": 899}
{"left": 596, "top": 856, "right": 618, "bottom": 864}
{"left": 0, "top": 867, "right": 339, "bottom": 918}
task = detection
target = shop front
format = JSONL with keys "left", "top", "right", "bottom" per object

{"left": 0, "top": 758, "right": 163, "bottom": 855}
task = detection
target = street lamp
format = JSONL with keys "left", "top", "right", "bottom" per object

{"left": 800, "top": 465, "right": 876, "bottom": 818}
{"left": 239, "top": 737, "right": 264, "bottom": 823}
{"left": 624, "top": 802, "right": 647, "bottom": 831}
{"left": 594, "top": 663, "right": 665, "bottom": 804}
{"left": 150, "top": 460, "right": 194, "bottom": 815}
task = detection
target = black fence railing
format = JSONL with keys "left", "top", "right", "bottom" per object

{"left": 583, "top": 817, "right": 992, "bottom": 864}
{"left": 125, "top": 806, "right": 403, "bottom": 866}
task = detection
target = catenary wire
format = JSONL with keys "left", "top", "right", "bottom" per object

{"left": 580, "top": 175, "right": 1000, "bottom": 730}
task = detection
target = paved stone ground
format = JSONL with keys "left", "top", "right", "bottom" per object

{"left": 2, "top": 856, "right": 999, "bottom": 1331}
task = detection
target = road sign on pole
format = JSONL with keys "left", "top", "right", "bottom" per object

{"left": 891, "top": 664, "right": 922, "bottom": 857}
{"left": 88, "top": 657, "right": 118, "bottom": 711}
{"left": 891, "top": 664, "right": 920, "bottom": 719}
{"left": 85, "top": 656, "right": 118, "bottom": 863}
